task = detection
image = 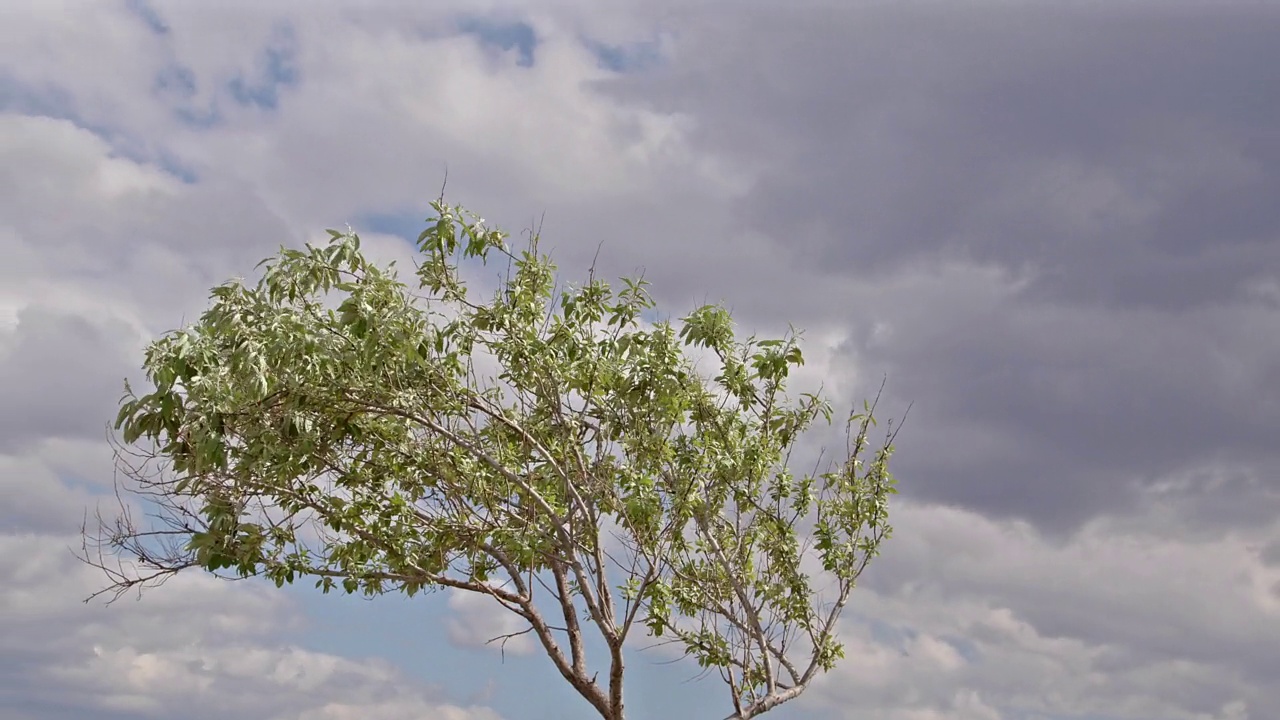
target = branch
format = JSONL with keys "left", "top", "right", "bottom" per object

{"left": 691, "top": 511, "right": 776, "bottom": 693}
{"left": 467, "top": 395, "right": 613, "bottom": 629}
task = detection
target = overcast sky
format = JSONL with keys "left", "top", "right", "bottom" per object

{"left": 3, "top": 1, "right": 1279, "bottom": 719}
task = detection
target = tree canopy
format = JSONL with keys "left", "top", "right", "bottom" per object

{"left": 87, "top": 200, "right": 901, "bottom": 720}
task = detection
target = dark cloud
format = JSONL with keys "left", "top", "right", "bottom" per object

{"left": 854, "top": 294, "right": 1280, "bottom": 530}
{"left": 1261, "top": 538, "right": 1280, "bottom": 567}
{"left": 591, "top": 4, "right": 1280, "bottom": 532}
{"left": 614, "top": 4, "right": 1280, "bottom": 304}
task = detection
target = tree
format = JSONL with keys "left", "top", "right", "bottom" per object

{"left": 84, "top": 200, "right": 901, "bottom": 720}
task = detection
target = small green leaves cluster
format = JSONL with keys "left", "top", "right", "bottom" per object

{"left": 110, "top": 200, "right": 898, "bottom": 719}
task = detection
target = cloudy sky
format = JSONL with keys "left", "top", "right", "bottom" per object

{"left": 3, "top": 1, "right": 1279, "bottom": 718}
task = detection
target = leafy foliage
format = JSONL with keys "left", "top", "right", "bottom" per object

{"left": 89, "top": 200, "right": 901, "bottom": 720}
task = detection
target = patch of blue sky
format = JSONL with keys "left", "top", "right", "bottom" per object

{"left": 171, "top": 103, "right": 222, "bottom": 131}
{"left": 152, "top": 62, "right": 196, "bottom": 99}
{"left": 124, "top": 0, "right": 169, "bottom": 36}
{"left": 355, "top": 210, "right": 434, "bottom": 242}
{"left": 151, "top": 61, "right": 223, "bottom": 131}
{"left": 151, "top": 149, "right": 200, "bottom": 184}
{"left": 285, "top": 586, "right": 606, "bottom": 718}
{"left": 282, "top": 589, "right": 481, "bottom": 688}
{"left": 1, "top": 73, "right": 199, "bottom": 183}
{"left": 940, "top": 632, "right": 982, "bottom": 662}
{"left": 227, "top": 22, "right": 300, "bottom": 111}
{"left": 859, "top": 614, "right": 917, "bottom": 655}
{"left": 56, "top": 473, "right": 115, "bottom": 498}
{"left": 583, "top": 35, "right": 669, "bottom": 74}
{"left": 127, "top": 1, "right": 298, "bottom": 116}
{"left": 1, "top": 73, "right": 77, "bottom": 121}
{"left": 352, "top": 208, "right": 500, "bottom": 274}
{"left": 640, "top": 307, "right": 673, "bottom": 326}
{"left": 284, "top": 581, "right": 783, "bottom": 720}
{"left": 354, "top": 209, "right": 560, "bottom": 299}
{"left": 456, "top": 16, "right": 538, "bottom": 68}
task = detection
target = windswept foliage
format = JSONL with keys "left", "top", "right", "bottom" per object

{"left": 87, "top": 200, "right": 901, "bottom": 720}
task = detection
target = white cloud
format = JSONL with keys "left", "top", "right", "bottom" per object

{"left": 447, "top": 589, "right": 537, "bottom": 657}
{"left": 113, "top": 1, "right": 751, "bottom": 233}
{"left": 0, "top": 533, "right": 501, "bottom": 720}
{"left": 0, "top": 114, "right": 295, "bottom": 339}
{"left": 0, "top": 446, "right": 105, "bottom": 534}
{"left": 797, "top": 498, "right": 1276, "bottom": 719}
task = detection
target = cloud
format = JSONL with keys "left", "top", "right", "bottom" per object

{"left": 0, "top": 306, "right": 140, "bottom": 452}
{"left": 837, "top": 258, "right": 1280, "bottom": 530}
{"left": 580, "top": 3, "right": 1280, "bottom": 534}
{"left": 0, "top": 443, "right": 107, "bottom": 534}
{"left": 0, "top": 533, "right": 502, "bottom": 720}
{"left": 447, "top": 590, "right": 537, "bottom": 657}
{"left": 2, "top": 1, "right": 1278, "bottom": 719}
{"left": 799, "top": 499, "right": 1280, "bottom": 719}
{"left": 0, "top": 114, "right": 295, "bottom": 333}
{"left": 114, "top": 1, "right": 747, "bottom": 236}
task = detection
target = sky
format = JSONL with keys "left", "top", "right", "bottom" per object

{"left": 1, "top": 1, "right": 1278, "bottom": 719}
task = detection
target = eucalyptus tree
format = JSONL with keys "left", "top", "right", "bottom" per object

{"left": 87, "top": 200, "right": 901, "bottom": 720}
